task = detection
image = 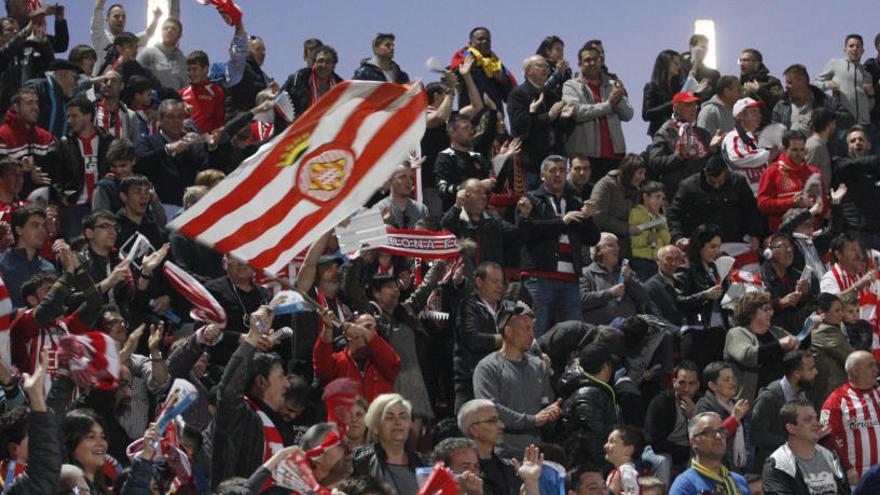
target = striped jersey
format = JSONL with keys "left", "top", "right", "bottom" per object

{"left": 820, "top": 383, "right": 880, "bottom": 479}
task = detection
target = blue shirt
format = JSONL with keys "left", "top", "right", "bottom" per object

{"left": 669, "top": 466, "right": 751, "bottom": 495}
{"left": 0, "top": 248, "right": 56, "bottom": 309}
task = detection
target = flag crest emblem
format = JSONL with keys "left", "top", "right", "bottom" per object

{"left": 298, "top": 144, "right": 354, "bottom": 201}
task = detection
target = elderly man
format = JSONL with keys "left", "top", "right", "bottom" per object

{"left": 507, "top": 55, "right": 568, "bottom": 188}
{"left": 441, "top": 178, "right": 520, "bottom": 268}
{"left": 518, "top": 155, "right": 600, "bottom": 336}
{"left": 458, "top": 399, "right": 520, "bottom": 495}
{"left": 374, "top": 163, "right": 429, "bottom": 229}
{"left": 669, "top": 412, "right": 750, "bottom": 495}
{"left": 821, "top": 350, "right": 880, "bottom": 485}
{"left": 353, "top": 33, "right": 409, "bottom": 84}
{"left": 644, "top": 245, "right": 686, "bottom": 325}
{"left": 473, "top": 303, "right": 560, "bottom": 458}
{"left": 764, "top": 400, "right": 850, "bottom": 494}
{"left": 834, "top": 125, "right": 880, "bottom": 250}
{"left": 721, "top": 97, "right": 778, "bottom": 195}
{"left": 648, "top": 90, "right": 719, "bottom": 197}
{"left": 134, "top": 99, "right": 213, "bottom": 215}
{"left": 563, "top": 44, "right": 634, "bottom": 181}
{"left": 580, "top": 232, "right": 648, "bottom": 325}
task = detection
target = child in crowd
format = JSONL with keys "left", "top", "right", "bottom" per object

{"left": 629, "top": 180, "right": 670, "bottom": 280}
{"left": 180, "top": 50, "right": 225, "bottom": 134}
{"left": 640, "top": 476, "right": 667, "bottom": 495}
{"left": 842, "top": 296, "right": 873, "bottom": 351}
{"left": 604, "top": 425, "right": 645, "bottom": 495}
{"left": 810, "top": 293, "right": 854, "bottom": 407}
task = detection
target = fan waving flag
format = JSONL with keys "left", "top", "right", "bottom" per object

{"left": 169, "top": 81, "right": 428, "bottom": 275}
{"left": 163, "top": 261, "right": 227, "bottom": 328}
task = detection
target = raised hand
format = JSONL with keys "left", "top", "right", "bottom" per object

{"left": 22, "top": 350, "right": 49, "bottom": 412}
{"left": 529, "top": 92, "right": 545, "bottom": 113}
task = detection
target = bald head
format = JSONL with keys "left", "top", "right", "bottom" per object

{"left": 522, "top": 55, "right": 550, "bottom": 88}
{"left": 846, "top": 350, "right": 878, "bottom": 389}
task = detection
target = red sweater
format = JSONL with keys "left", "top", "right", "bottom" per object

{"left": 179, "top": 81, "right": 225, "bottom": 133}
{"left": 757, "top": 155, "right": 827, "bottom": 231}
{"left": 312, "top": 330, "right": 401, "bottom": 402}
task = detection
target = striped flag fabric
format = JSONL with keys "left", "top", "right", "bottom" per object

{"left": 163, "top": 261, "right": 227, "bottom": 328}
{"left": 0, "top": 273, "right": 13, "bottom": 369}
{"left": 169, "top": 80, "right": 427, "bottom": 275}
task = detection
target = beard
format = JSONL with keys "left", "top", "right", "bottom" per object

{"left": 798, "top": 378, "right": 814, "bottom": 391}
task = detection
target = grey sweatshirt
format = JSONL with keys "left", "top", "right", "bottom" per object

{"left": 814, "top": 58, "right": 875, "bottom": 125}
{"left": 696, "top": 95, "right": 735, "bottom": 137}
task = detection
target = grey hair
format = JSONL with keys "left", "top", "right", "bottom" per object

{"left": 688, "top": 411, "right": 722, "bottom": 438}
{"left": 845, "top": 350, "right": 871, "bottom": 376}
{"left": 591, "top": 232, "right": 618, "bottom": 259}
{"left": 522, "top": 55, "right": 544, "bottom": 74}
{"left": 432, "top": 437, "right": 478, "bottom": 465}
{"left": 300, "top": 422, "right": 337, "bottom": 451}
{"left": 540, "top": 154, "right": 566, "bottom": 176}
{"left": 157, "top": 98, "right": 184, "bottom": 117}
{"left": 183, "top": 185, "right": 208, "bottom": 209}
{"left": 457, "top": 399, "right": 495, "bottom": 434}
{"left": 364, "top": 393, "right": 412, "bottom": 434}
{"left": 57, "top": 464, "right": 86, "bottom": 492}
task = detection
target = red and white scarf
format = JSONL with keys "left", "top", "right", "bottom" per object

{"left": 244, "top": 396, "right": 284, "bottom": 489}
{"left": 308, "top": 69, "right": 337, "bottom": 106}
{"left": 380, "top": 229, "right": 461, "bottom": 259}
{"left": 672, "top": 119, "right": 709, "bottom": 158}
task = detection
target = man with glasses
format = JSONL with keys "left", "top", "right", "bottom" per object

{"left": 669, "top": 411, "right": 750, "bottom": 495}
{"left": 79, "top": 210, "right": 130, "bottom": 308}
{"left": 458, "top": 399, "right": 520, "bottom": 495}
{"left": 473, "top": 303, "right": 560, "bottom": 458}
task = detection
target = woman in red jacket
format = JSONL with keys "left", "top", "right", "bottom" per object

{"left": 313, "top": 312, "right": 401, "bottom": 403}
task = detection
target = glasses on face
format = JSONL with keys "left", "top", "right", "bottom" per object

{"left": 696, "top": 427, "right": 726, "bottom": 438}
{"left": 94, "top": 223, "right": 120, "bottom": 232}
{"left": 471, "top": 416, "right": 502, "bottom": 426}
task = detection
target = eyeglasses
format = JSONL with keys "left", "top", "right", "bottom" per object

{"left": 471, "top": 416, "right": 502, "bottom": 426}
{"left": 94, "top": 223, "right": 120, "bottom": 232}
{"left": 695, "top": 427, "right": 726, "bottom": 438}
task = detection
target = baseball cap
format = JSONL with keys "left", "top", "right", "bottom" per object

{"left": 672, "top": 91, "right": 700, "bottom": 105}
{"left": 732, "top": 97, "right": 765, "bottom": 118}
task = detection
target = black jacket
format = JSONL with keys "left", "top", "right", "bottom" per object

{"left": 644, "top": 388, "right": 694, "bottom": 465}
{"left": 4, "top": 410, "right": 60, "bottom": 495}
{"left": 507, "top": 80, "right": 559, "bottom": 174}
{"left": 772, "top": 85, "right": 854, "bottom": 130}
{"left": 434, "top": 147, "right": 492, "bottom": 211}
{"left": 0, "top": 27, "right": 47, "bottom": 115}
{"left": 674, "top": 261, "right": 727, "bottom": 328}
{"left": 833, "top": 154, "right": 880, "bottom": 234}
{"left": 169, "top": 230, "right": 225, "bottom": 284}
{"left": 352, "top": 58, "right": 409, "bottom": 84}
{"left": 441, "top": 206, "right": 519, "bottom": 268}
{"left": 642, "top": 81, "right": 676, "bottom": 136}
{"left": 54, "top": 130, "right": 114, "bottom": 204}
{"left": 134, "top": 132, "right": 211, "bottom": 206}
{"left": 516, "top": 184, "right": 600, "bottom": 275}
{"left": 760, "top": 261, "right": 816, "bottom": 334}
{"left": 741, "top": 65, "right": 783, "bottom": 128}
{"left": 647, "top": 119, "right": 713, "bottom": 196}
{"left": 762, "top": 443, "right": 850, "bottom": 495}
{"left": 645, "top": 272, "right": 687, "bottom": 326}
{"left": 667, "top": 169, "right": 764, "bottom": 243}
{"left": 351, "top": 443, "right": 425, "bottom": 483}
{"left": 558, "top": 369, "right": 618, "bottom": 466}
{"left": 282, "top": 66, "right": 344, "bottom": 119}
{"left": 751, "top": 379, "right": 790, "bottom": 471}
{"left": 225, "top": 55, "right": 270, "bottom": 114}
{"left": 452, "top": 294, "right": 499, "bottom": 397}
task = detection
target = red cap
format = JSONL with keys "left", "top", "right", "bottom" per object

{"left": 672, "top": 91, "right": 700, "bottom": 105}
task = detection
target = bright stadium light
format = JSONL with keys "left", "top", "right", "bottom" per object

{"left": 693, "top": 19, "right": 717, "bottom": 70}
{"left": 146, "top": 0, "right": 170, "bottom": 46}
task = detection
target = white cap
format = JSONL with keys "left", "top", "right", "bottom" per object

{"left": 732, "top": 97, "right": 765, "bottom": 118}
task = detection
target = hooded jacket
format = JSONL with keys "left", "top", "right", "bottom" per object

{"left": 762, "top": 443, "right": 850, "bottom": 495}
{"left": 558, "top": 368, "right": 619, "bottom": 466}
{"left": 772, "top": 84, "right": 854, "bottom": 131}
{"left": 353, "top": 58, "right": 409, "bottom": 84}
{"left": 0, "top": 108, "right": 58, "bottom": 193}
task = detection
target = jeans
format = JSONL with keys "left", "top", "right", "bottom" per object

{"left": 524, "top": 276, "right": 582, "bottom": 337}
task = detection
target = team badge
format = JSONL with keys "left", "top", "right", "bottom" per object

{"left": 297, "top": 143, "right": 354, "bottom": 202}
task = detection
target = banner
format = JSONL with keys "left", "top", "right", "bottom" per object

{"left": 380, "top": 228, "right": 461, "bottom": 259}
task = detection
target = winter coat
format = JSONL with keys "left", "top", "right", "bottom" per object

{"left": 562, "top": 74, "right": 633, "bottom": 158}
{"left": 762, "top": 443, "right": 850, "bottom": 495}
{"left": 647, "top": 119, "right": 713, "bottom": 197}
{"left": 558, "top": 369, "right": 619, "bottom": 466}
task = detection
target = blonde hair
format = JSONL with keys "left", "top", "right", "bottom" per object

{"left": 364, "top": 393, "right": 412, "bottom": 436}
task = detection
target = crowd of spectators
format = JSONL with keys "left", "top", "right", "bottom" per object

{"left": 2, "top": 1, "right": 880, "bottom": 494}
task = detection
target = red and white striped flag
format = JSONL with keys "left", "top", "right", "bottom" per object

{"left": 169, "top": 81, "right": 427, "bottom": 275}
{"left": 0, "top": 273, "right": 13, "bottom": 369}
{"left": 163, "top": 261, "right": 227, "bottom": 328}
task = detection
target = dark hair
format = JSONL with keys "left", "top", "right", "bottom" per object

{"left": 675, "top": 359, "right": 700, "bottom": 378}
{"left": 432, "top": 437, "right": 477, "bottom": 465}
{"left": 536, "top": 35, "right": 564, "bottom": 58}
{"left": 336, "top": 475, "right": 396, "bottom": 495}
{"left": 686, "top": 223, "right": 722, "bottom": 265}
{"left": 568, "top": 152, "right": 591, "bottom": 165}
{"left": 63, "top": 409, "right": 107, "bottom": 464}
{"left": 372, "top": 33, "right": 395, "bottom": 48}
{"left": 702, "top": 361, "right": 734, "bottom": 388}
{"left": 584, "top": 39, "right": 603, "bottom": 51}
{"left": 618, "top": 316, "right": 649, "bottom": 352}
{"left": 113, "top": 31, "right": 138, "bottom": 47}
{"left": 314, "top": 45, "right": 339, "bottom": 64}
{"left": 369, "top": 273, "right": 396, "bottom": 294}
{"left": 782, "top": 129, "right": 807, "bottom": 148}
{"left": 69, "top": 44, "right": 98, "bottom": 65}
{"left": 578, "top": 343, "right": 613, "bottom": 375}
{"left": 845, "top": 34, "right": 864, "bottom": 47}
{"left": 0, "top": 156, "right": 20, "bottom": 175}
{"left": 96, "top": 303, "right": 122, "bottom": 330}
{"left": 474, "top": 261, "right": 502, "bottom": 281}
{"left": 0, "top": 406, "right": 28, "bottom": 456}
{"left": 106, "top": 3, "right": 125, "bottom": 17}
{"left": 186, "top": 50, "right": 209, "bottom": 67}
{"left": 246, "top": 352, "right": 283, "bottom": 390}
{"left": 425, "top": 82, "right": 447, "bottom": 103}
{"left": 716, "top": 75, "right": 740, "bottom": 95}
{"left": 612, "top": 424, "right": 645, "bottom": 457}
{"left": 689, "top": 34, "right": 708, "bottom": 47}
{"left": 618, "top": 154, "right": 646, "bottom": 188}
{"left": 783, "top": 350, "right": 812, "bottom": 377}
{"left": 445, "top": 113, "right": 471, "bottom": 133}
{"left": 640, "top": 180, "right": 664, "bottom": 197}
{"left": 163, "top": 16, "right": 182, "bottom": 35}
{"left": 578, "top": 45, "right": 600, "bottom": 63}
{"left": 21, "top": 271, "right": 57, "bottom": 302}
{"left": 126, "top": 75, "right": 153, "bottom": 96}
{"left": 82, "top": 209, "right": 116, "bottom": 233}
{"left": 810, "top": 107, "right": 836, "bottom": 134}
{"left": 741, "top": 48, "right": 763, "bottom": 63}
{"left": 119, "top": 174, "right": 151, "bottom": 195}
{"left": 106, "top": 138, "right": 136, "bottom": 163}
{"left": 779, "top": 399, "right": 814, "bottom": 432}
{"left": 303, "top": 38, "right": 323, "bottom": 58}
{"left": 847, "top": 124, "right": 869, "bottom": 142}
{"left": 11, "top": 87, "right": 37, "bottom": 107}
{"left": 67, "top": 96, "right": 96, "bottom": 118}
{"left": 283, "top": 373, "right": 312, "bottom": 405}
{"left": 468, "top": 26, "right": 489, "bottom": 40}
{"left": 566, "top": 464, "right": 604, "bottom": 492}
{"left": 650, "top": 49, "right": 681, "bottom": 94}
{"left": 11, "top": 204, "right": 46, "bottom": 237}
{"left": 816, "top": 292, "right": 842, "bottom": 312}
{"left": 783, "top": 63, "right": 809, "bottom": 81}
{"left": 829, "top": 232, "right": 859, "bottom": 263}
{"left": 745, "top": 473, "right": 762, "bottom": 484}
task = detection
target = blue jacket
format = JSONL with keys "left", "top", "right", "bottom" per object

{"left": 0, "top": 248, "right": 55, "bottom": 309}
